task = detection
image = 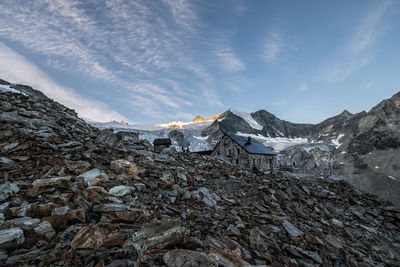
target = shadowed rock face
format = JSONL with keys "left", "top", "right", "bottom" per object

{"left": 201, "top": 91, "right": 400, "bottom": 206}
{"left": 1, "top": 88, "right": 400, "bottom": 266}
{"left": 348, "top": 91, "right": 400, "bottom": 154}
{"left": 0, "top": 79, "right": 11, "bottom": 85}
{"left": 168, "top": 130, "right": 190, "bottom": 148}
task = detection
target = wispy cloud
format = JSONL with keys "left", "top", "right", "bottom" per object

{"left": 347, "top": 0, "right": 392, "bottom": 55}
{"left": 224, "top": 75, "right": 249, "bottom": 93}
{"left": 298, "top": 82, "right": 309, "bottom": 92}
{"left": 0, "top": 0, "right": 245, "bottom": 122}
{"left": 263, "top": 30, "right": 285, "bottom": 64}
{"left": 322, "top": 0, "right": 392, "bottom": 82}
{"left": 0, "top": 41, "right": 127, "bottom": 122}
{"left": 215, "top": 48, "right": 245, "bottom": 72}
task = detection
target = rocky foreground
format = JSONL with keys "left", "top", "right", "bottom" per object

{"left": 1, "top": 91, "right": 400, "bottom": 266}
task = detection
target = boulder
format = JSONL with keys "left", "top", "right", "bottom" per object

{"left": 0, "top": 227, "right": 25, "bottom": 249}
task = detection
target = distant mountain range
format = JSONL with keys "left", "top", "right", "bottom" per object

{"left": 1, "top": 78, "right": 399, "bottom": 204}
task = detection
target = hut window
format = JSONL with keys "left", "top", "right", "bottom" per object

{"left": 236, "top": 159, "right": 239, "bottom": 165}
{"left": 228, "top": 149, "right": 232, "bottom": 156}
{"left": 252, "top": 158, "right": 255, "bottom": 165}
{"left": 217, "top": 151, "right": 220, "bottom": 155}
{"left": 237, "top": 149, "right": 240, "bottom": 154}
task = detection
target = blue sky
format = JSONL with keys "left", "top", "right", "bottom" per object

{"left": 0, "top": 0, "right": 399, "bottom": 124}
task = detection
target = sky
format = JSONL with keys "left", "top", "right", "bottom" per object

{"left": 0, "top": 0, "right": 399, "bottom": 124}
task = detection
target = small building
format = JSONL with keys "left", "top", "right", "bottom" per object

{"left": 211, "top": 133, "right": 277, "bottom": 172}
{"left": 153, "top": 138, "right": 172, "bottom": 153}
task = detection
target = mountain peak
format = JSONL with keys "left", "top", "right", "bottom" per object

{"left": 192, "top": 115, "right": 206, "bottom": 122}
{"left": 340, "top": 110, "right": 353, "bottom": 117}
{"left": 192, "top": 113, "right": 223, "bottom": 123}
{"left": 392, "top": 90, "right": 400, "bottom": 101}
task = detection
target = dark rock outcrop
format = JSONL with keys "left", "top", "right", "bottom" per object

{"left": 168, "top": 130, "right": 190, "bottom": 148}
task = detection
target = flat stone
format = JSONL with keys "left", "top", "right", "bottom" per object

{"left": 0, "top": 202, "right": 10, "bottom": 213}
{"left": 101, "top": 211, "right": 139, "bottom": 223}
{"left": 283, "top": 220, "right": 304, "bottom": 238}
{"left": 52, "top": 206, "right": 70, "bottom": 215}
{"left": 3, "top": 142, "right": 19, "bottom": 152}
{"left": 30, "top": 203, "right": 60, "bottom": 218}
{"left": 6, "top": 217, "right": 40, "bottom": 230}
{"left": 76, "top": 168, "right": 109, "bottom": 186}
{"left": 358, "top": 224, "right": 378, "bottom": 234}
{"left": 0, "top": 182, "right": 20, "bottom": 201}
{"left": 110, "top": 159, "right": 139, "bottom": 175}
{"left": 300, "top": 250, "right": 323, "bottom": 264}
{"left": 5, "top": 249, "right": 41, "bottom": 265}
{"left": 93, "top": 203, "right": 130, "bottom": 212}
{"left": 0, "top": 157, "right": 15, "bottom": 165}
{"left": 103, "top": 232, "right": 126, "bottom": 247}
{"left": 34, "top": 221, "right": 56, "bottom": 240}
{"left": 71, "top": 226, "right": 107, "bottom": 249}
{"left": 331, "top": 218, "right": 344, "bottom": 228}
{"left": 208, "top": 246, "right": 251, "bottom": 267}
{"left": 32, "top": 176, "right": 72, "bottom": 188}
{"left": 160, "top": 172, "right": 175, "bottom": 187}
{"left": 43, "top": 215, "right": 68, "bottom": 231}
{"left": 134, "top": 183, "right": 146, "bottom": 191}
{"left": 192, "top": 187, "right": 220, "bottom": 207}
{"left": 60, "top": 225, "right": 81, "bottom": 242}
{"left": 127, "top": 221, "right": 189, "bottom": 251}
{"left": 10, "top": 203, "right": 31, "bottom": 217}
{"left": 108, "top": 185, "right": 134, "bottom": 197}
{"left": 0, "top": 227, "right": 25, "bottom": 249}
{"left": 325, "top": 234, "right": 343, "bottom": 250}
{"left": 163, "top": 249, "right": 216, "bottom": 267}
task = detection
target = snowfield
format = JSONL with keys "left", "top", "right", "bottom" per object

{"left": 236, "top": 132, "right": 309, "bottom": 152}
{"left": 231, "top": 109, "right": 263, "bottom": 130}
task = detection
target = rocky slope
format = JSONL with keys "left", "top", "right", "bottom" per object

{"left": 1, "top": 86, "right": 400, "bottom": 266}
{"left": 279, "top": 91, "right": 400, "bottom": 205}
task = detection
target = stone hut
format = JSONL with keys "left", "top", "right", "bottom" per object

{"left": 153, "top": 138, "right": 172, "bottom": 153}
{"left": 211, "top": 133, "right": 277, "bottom": 172}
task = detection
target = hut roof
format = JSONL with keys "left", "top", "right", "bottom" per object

{"left": 153, "top": 138, "right": 172, "bottom": 146}
{"left": 224, "top": 133, "right": 277, "bottom": 155}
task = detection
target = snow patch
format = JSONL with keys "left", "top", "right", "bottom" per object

{"left": 0, "top": 84, "right": 25, "bottom": 95}
{"left": 193, "top": 135, "right": 209, "bottom": 140}
{"left": 236, "top": 132, "right": 309, "bottom": 152}
{"left": 231, "top": 109, "right": 263, "bottom": 130}
{"left": 272, "top": 126, "right": 284, "bottom": 136}
{"left": 331, "top": 133, "right": 345, "bottom": 149}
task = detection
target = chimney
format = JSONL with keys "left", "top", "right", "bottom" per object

{"left": 246, "top": 136, "right": 251, "bottom": 145}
